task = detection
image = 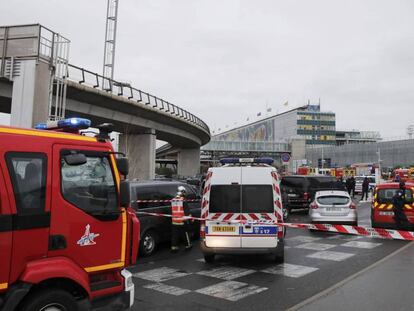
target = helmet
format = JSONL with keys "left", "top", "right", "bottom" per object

{"left": 177, "top": 186, "right": 186, "bottom": 196}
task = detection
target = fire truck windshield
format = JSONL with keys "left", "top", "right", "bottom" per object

{"left": 61, "top": 151, "right": 118, "bottom": 216}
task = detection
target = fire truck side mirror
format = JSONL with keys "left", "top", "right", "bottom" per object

{"left": 64, "top": 153, "right": 87, "bottom": 166}
{"left": 120, "top": 180, "right": 131, "bottom": 207}
{"left": 116, "top": 157, "right": 129, "bottom": 176}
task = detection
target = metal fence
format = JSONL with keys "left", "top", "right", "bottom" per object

{"left": 67, "top": 64, "right": 210, "bottom": 134}
{"left": 202, "top": 140, "right": 289, "bottom": 152}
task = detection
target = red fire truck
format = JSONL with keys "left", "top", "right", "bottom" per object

{"left": 0, "top": 118, "right": 139, "bottom": 311}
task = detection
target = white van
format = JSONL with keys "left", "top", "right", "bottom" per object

{"left": 200, "top": 158, "right": 285, "bottom": 263}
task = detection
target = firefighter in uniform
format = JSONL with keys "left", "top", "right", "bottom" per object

{"left": 171, "top": 186, "right": 193, "bottom": 252}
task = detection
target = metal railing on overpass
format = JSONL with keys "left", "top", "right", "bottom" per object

{"left": 67, "top": 64, "right": 210, "bottom": 134}
{"left": 202, "top": 140, "right": 289, "bottom": 152}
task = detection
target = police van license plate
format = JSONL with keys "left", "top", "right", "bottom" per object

{"left": 212, "top": 226, "right": 236, "bottom": 233}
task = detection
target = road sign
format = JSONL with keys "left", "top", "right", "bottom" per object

{"left": 281, "top": 153, "right": 291, "bottom": 164}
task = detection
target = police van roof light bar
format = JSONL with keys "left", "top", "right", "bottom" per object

{"left": 220, "top": 157, "right": 274, "bottom": 165}
{"left": 35, "top": 118, "right": 91, "bottom": 131}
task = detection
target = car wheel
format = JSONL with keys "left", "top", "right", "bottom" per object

{"left": 18, "top": 289, "right": 80, "bottom": 311}
{"left": 283, "top": 207, "right": 289, "bottom": 220}
{"left": 204, "top": 254, "right": 215, "bottom": 263}
{"left": 140, "top": 230, "right": 158, "bottom": 257}
{"left": 274, "top": 241, "right": 285, "bottom": 263}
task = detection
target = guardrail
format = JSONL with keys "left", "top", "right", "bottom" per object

{"left": 67, "top": 64, "right": 210, "bottom": 134}
{"left": 202, "top": 140, "right": 290, "bottom": 152}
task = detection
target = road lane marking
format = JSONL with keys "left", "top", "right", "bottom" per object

{"left": 341, "top": 241, "right": 382, "bottom": 249}
{"left": 262, "top": 263, "right": 319, "bottom": 278}
{"left": 133, "top": 267, "right": 191, "bottom": 282}
{"left": 327, "top": 235, "right": 362, "bottom": 241}
{"left": 143, "top": 283, "right": 191, "bottom": 296}
{"left": 287, "top": 242, "right": 414, "bottom": 311}
{"left": 196, "top": 266, "right": 256, "bottom": 280}
{"left": 307, "top": 251, "right": 355, "bottom": 261}
{"left": 196, "top": 281, "right": 267, "bottom": 301}
{"left": 288, "top": 236, "right": 322, "bottom": 243}
{"left": 295, "top": 242, "right": 336, "bottom": 251}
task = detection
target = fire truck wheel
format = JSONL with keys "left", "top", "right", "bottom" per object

{"left": 140, "top": 230, "right": 158, "bottom": 257}
{"left": 18, "top": 289, "right": 79, "bottom": 311}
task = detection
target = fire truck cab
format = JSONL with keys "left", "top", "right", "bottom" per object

{"left": 0, "top": 119, "right": 139, "bottom": 311}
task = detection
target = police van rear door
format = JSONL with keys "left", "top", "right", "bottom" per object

{"left": 205, "top": 167, "right": 241, "bottom": 248}
{"left": 240, "top": 167, "right": 278, "bottom": 248}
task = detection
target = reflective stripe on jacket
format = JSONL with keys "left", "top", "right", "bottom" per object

{"left": 172, "top": 198, "right": 185, "bottom": 225}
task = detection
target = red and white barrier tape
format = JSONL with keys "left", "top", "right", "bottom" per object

{"left": 135, "top": 199, "right": 201, "bottom": 203}
{"left": 135, "top": 211, "right": 414, "bottom": 241}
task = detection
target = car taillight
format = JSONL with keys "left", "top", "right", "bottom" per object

{"left": 310, "top": 202, "right": 318, "bottom": 209}
{"left": 304, "top": 192, "right": 309, "bottom": 200}
{"left": 350, "top": 202, "right": 357, "bottom": 209}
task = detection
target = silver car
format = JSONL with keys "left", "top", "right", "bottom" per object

{"left": 309, "top": 190, "right": 357, "bottom": 225}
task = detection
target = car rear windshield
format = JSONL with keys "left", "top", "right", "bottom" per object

{"left": 242, "top": 185, "right": 274, "bottom": 213}
{"left": 209, "top": 185, "right": 241, "bottom": 213}
{"left": 317, "top": 196, "right": 350, "bottom": 205}
{"left": 281, "top": 177, "right": 307, "bottom": 191}
{"left": 209, "top": 184, "right": 274, "bottom": 213}
{"left": 308, "top": 177, "right": 346, "bottom": 191}
{"left": 377, "top": 189, "right": 413, "bottom": 204}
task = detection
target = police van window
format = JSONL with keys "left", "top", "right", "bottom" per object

{"left": 209, "top": 185, "right": 241, "bottom": 213}
{"left": 242, "top": 185, "right": 274, "bottom": 213}
{"left": 61, "top": 151, "right": 117, "bottom": 215}
{"left": 5, "top": 152, "right": 47, "bottom": 215}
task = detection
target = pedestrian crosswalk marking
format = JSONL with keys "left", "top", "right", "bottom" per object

{"left": 307, "top": 250, "right": 355, "bottom": 261}
{"left": 197, "top": 266, "right": 256, "bottom": 280}
{"left": 133, "top": 267, "right": 191, "bottom": 282}
{"left": 261, "top": 263, "right": 318, "bottom": 278}
{"left": 143, "top": 283, "right": 192, "bottom": 296}
{"left": 196, "top": 281, "right": 267, "bottom": 301}
{"left": 288, "top": 236, "right": 321, "bottom": 243}
{"left": 295, "top": 242, "right": 336, "bottom": 251}
{"left": 341, "top": 241, "right": 382, "bottom": 249}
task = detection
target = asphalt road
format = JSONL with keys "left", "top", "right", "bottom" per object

{"left": 128, "top": 201, "right": 409, "bottom": 311}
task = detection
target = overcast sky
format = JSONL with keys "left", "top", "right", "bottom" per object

{"left": 1, "top": 0, "right": 414, "bottom": 138}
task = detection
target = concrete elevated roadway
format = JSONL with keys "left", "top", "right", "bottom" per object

{"left": 0, "top": 24, "right": 210, "bottom": 179}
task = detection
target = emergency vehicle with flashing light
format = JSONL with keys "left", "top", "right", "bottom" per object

{"left": 0, "top": 118, "right": 139, "bottom": 311}
{"left": 200, "top": 158, "right": 285, "bottom": 263}
{"left": 371, "top": 182, "right": 414, "bottom": 229}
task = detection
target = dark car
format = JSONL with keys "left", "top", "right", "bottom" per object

{"left": 281, "top": 175, "right": 345, "bottom": 215}
{"left": 130, "top": 180, "right": 202, "bottom": 257}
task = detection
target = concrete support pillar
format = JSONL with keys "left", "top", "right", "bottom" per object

{"left": 177, "top": 148, "right": 200, "bottom": 177}
{"left": 10, "top": 60, "right": 51, "bottom": 127}
{"left": 289, "top": 139, "right": 306, "bottom": 173}
{"left": 119, "top": 129, "right": 156, "bottom": 180}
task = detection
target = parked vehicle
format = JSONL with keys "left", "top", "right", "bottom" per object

{"left": 281, "top": 175, "right": 345, "bottom": 213}
{"left": 354, "top": 176, "right": 376, "bottom": 194}
{"left": 200, "top": 158, "right": 285, "bottom": 263}
{"left": 309, "top": 190, "right": 357, "bottom": 225}
{"left": 371, "top": 182, "right": 414, "bottom": 229}
{"left": 0, "top": 118, "right": 139, "bottom": 311}
{"left": 131, "top": 180, "right": 201, "bottom": 256}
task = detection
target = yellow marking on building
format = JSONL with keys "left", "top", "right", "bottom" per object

{"left": 405, "top": 204, "right": 413, "bottom": 210}
{"left": 386, "top": 204, "right": 394, "bottom": 210}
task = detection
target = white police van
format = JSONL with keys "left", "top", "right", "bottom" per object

{"left": 200, "top": 158, "right": 285, "bottom": 263}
